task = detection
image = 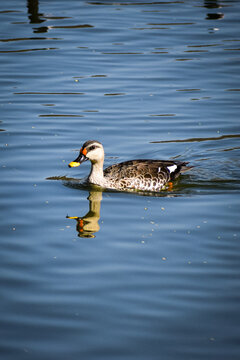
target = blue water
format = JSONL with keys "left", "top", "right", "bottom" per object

{"left": 0, "top": 1, "right": 240, "bottom": 359}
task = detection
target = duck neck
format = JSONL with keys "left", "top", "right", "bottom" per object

{"left": 88, "top": 159, "right": 105, "bottom": 186}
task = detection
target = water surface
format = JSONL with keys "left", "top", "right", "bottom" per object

{"left": 0, "top": 1, "right": 240, "bottom": 359}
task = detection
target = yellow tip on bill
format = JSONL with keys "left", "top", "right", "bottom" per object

{"left": 68, "top": 161, "right": 80, "bottom": 168}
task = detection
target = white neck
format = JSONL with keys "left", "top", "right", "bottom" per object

{"left": 88, "top": 159, "right": 105, "bottom": 186}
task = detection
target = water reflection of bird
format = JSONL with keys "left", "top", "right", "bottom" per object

{"left": 68, "top": 140, "right": 193, "bottom": 192}
{"left": 67, "top": 191, "right": 102, "bottom": 238}
{"left": 27, "top": 0, "right": 45, "bottom": 24}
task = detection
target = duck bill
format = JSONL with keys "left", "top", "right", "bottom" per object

{"left": 68, "top": 153, "right": 88, "bottom": 168}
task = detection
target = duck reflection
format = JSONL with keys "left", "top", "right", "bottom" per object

{"left": 204, "top": 0, "right": 221, "bottom": 9}
{"left": 47, "top": 174, "right": 188, "bottom": 239}
{"left": 27, "top": 0, "right": 45, "bottom": 24}
{"left": 204, "top": 0, "right": 224, "bottom": 20}
{"left": 67, "top": 191, "right": 102, "bottom": 238}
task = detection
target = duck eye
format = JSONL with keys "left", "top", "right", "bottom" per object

{"left": 89, "top": 145, "right": 96, "bottom": 151}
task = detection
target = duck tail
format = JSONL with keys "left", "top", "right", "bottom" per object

{"left": 179, "top": 162, "right": 194, "bottom": 173}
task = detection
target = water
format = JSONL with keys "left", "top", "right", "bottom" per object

{"left": 0, "top": 0, "right": 240, "bottom": 359}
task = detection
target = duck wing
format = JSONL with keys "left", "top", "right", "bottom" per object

{"left": 104, "top": 160, "right": 191, "bottom": 191}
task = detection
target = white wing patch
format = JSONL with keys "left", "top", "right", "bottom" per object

{"left": 158, "top": 167, "right": 161, "bottom": 173}
{"left": 167, "top": 164, "right": 177, "bottom": 173}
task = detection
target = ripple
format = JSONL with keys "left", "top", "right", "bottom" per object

{"left": 50, "top": 24, "right": 94, "bottom": 29}
{"left": 175, "top": 58, "right": 193, "bottom": 61}
{"left": 0, "top": 47, "right": 58, "bottom": 53}
{"left": 224, "top": 48, "right": 240, "bottom": 51}
{"left": 149, "top": 114, "right": 176, "bottom": 117}
{"left": 150, "top": 134, "right": 240, "bottom": 144}
{"left": 176, "top": 88, "right": 201, "bottom": 92}
{"left": 87, "top": 1, "right": 185, "bottom": 5}
{"left": 83, "top": 110, "right": 99, "bottom": 113}
{"left": 132, "top": 27, "right": 168, "bottom": 30}
{"left": 102, "top": 52, "right": 144, "bottom": 55}
{"left": 91, "top": 74, "right": 107, "bottom": 78}
{"left": 211, "top": 146, "right": 240, "bottom": 153}
{"left": 0, "top": 10, "right": 22, "bottom": 13}
{"left": 184, "top": 50, "right": 208, "bottom": 53}
{"left": 151, "top": 51, "right": 168, "bottom": 54}
{"left": 39, "top": 114, "right": 84, "bottom": 118}
{"left": 42, "top": 16, "right": 72, "bottom": 20}
{"left": 104, "top": 93, "right": 126, "bottom": 96}
{"left": 187, "top": 44, "right": 220, "bottom": 48}
{"left": 14, "top": 92, "right": 85, "bottom": 95}
{"left": 148, "top": 22, "right": 194, "bottom": 26}
{"left": 225, "top": 89, "right": 240, "bottom": 92}
{"left": 0, "top": 37, "right": 62, "bottom": 42}
{"left": 73, "top": 75, "right": 107, "bottom": 78}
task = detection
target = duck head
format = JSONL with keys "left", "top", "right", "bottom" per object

{"left": 68, "top": 140, "right": 104, "bottom": 168}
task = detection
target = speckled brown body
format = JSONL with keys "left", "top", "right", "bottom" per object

{"left": 103, "top": 159, "right": 189, "bottom": 191}
{"left": 69, "top": 140, "right": 192, "bottom": 193}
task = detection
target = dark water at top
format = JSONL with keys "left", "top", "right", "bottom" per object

{"left": 0, "top": 1, "right": 240, "bottom": 359}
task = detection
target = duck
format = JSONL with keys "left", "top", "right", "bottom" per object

{"left": 68, "top": 140, "right": 192, "bottom": 192}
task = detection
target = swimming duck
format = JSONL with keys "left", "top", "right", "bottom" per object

{"left": 68, "top": 140, "right": 192, "bottom": 192}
